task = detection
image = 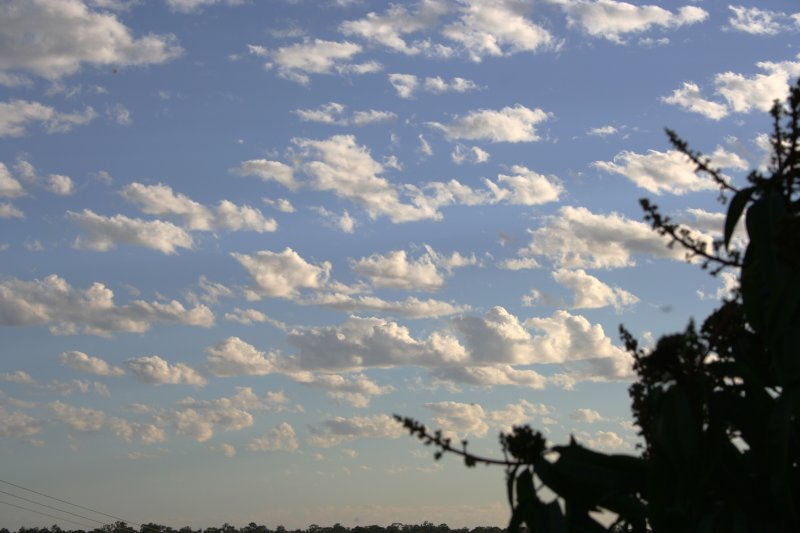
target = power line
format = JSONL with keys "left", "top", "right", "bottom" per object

{"left": 0, "top": 500, "right": 97, "bottom": 530}
{"left": 0, "top": 479, "right": 138, "bottom": 526}
{"left": 0, "top": 489, "right": 108, "bottom": 526}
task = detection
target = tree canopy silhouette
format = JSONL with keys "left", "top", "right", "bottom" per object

{"left": 398, "top": 80, "right": 800, "bottom": 533}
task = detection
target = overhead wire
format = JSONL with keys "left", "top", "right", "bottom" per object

{"left": 0, "top": 500, "right": 97, "bottom": 530}
{"left": 0, "top": 479, "right": 138, "bottom": 527}
{"left": 0, "top": 489, "right": 108, "bottom": 526}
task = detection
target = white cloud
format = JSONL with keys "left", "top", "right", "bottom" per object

{"left": 0, "top": 274, "right": 214, "bottom": 335}
{"left": 388, "top": 73, "right": 419, "bottom": 98}
{"left": 587, "top": 125, "right": 618, "bottom": 137}
{"left": 287, "top": 372, "right": 392, "bottom": 407}
{"left": 127, "top": 355, "right": 207, "bottom": 386}
{"left": 442, "top": 0, "right": 557, "bottom": 61}
{"left": 352, "top": 250, "right": 444, "bottom": 291}
{"left": 262, "top": 39, "right": 380, "bottom": 85}
{"left": 206, "top": 336, "right": 278, "bottom": 377}
{"left": 223, "top": 308, "right": 287, "bottom": 328}
{"left": 550, "top": 0, "right": 708, "bottom": 44}
{"left": 428, "top": 105, "right": 550, "bottom": 143}
{"left": 46, "top": 174, "right": 75, "bottom": 195}
{"left": 68, "top": 209, "right": 194, "bottom": 254}
{"left": 570, "top": 408, "right": 604, "bottom": 423}
{"left": 0, "top": 163, "right": 25, "bottom": 197}
{"left": 121, "top": 182, "right": 277, "bottom": 233}
{"left": 491, "top": 165, "right": 562, "bottom": 204}
{"left": 697, "top": 270, "right": 739, "bottom": 301}
{"left": 577, "top": 429, "right": 626, "bottom": 450}
{"left": 451, "top": 145, "right": 490, "bottom": 165}
{"left": 0, "top": 202, "right": 24, "bottom": 219}
{"left": 294, "top": 135, "right": 440, "bottom": 222}
{"left": 232, "top": 247, "right": 332, "bottom": 299}
{"left": 233, "top": 160, "right": 298, "bottom": 190}
{"left": 59, "top": 351, "right": 125, "bottom": 376}
{"left": 248, "top": 422, "right": 298, "bottom": 452}
{"left": 728, "top": 5, "right": 799, "bottom": 35}
{"left": 50, "top": 401, "right": 106, "bottom": 432}
{"left": 339, "top": 0, "right": 449, "bottom": 55}
{"left": 594, "top": 147, "right": 747, "bottom": 194}
{"left": 108, "top": 103, "right": 132, "bottom": 125}
{"left": 294, "top": 102, "right": 396, "bottom": 126}
{"left": 307, "top": 414, "right": 405, "bottom": 448}
{"left": 418, "top": 135, "right": 434, "bottom": 156}
{"left": 0, "top": 0, "right": 181, "bottom": 77}
{"left": 166, "top": 0, "right": 244, "bottom": 13}
{"left": 519, "top": 205, "right": 688, "bottom": 268}
{"left": 499, "top": 257, "right": 541, "bottom": 270}
{"left": 0, "top": 73, "right": 32, "bottom": 88}
{"left": 425, "top": 76, "right": 479, "bottom": 94}
{"left": 0, "top": 406, "right": 42, "bottom": 438}
{"left": 430, "top": 365, "right": 548, "bottom": 389}
{"left": 552, "top": 269, "right": 638, "bottom": 310}
{"left": 662, "top": 82, "right": 729, "bottom": 120}
{"left": 0, "top": 100, "right": 96, "bottom": 137}
{"left": 171, "top": 388, "right": 276, "bottom": 442}
{"left": 263, "top": 197, "right": 296, "bottom": 213}
{"left": 0, "top": 371, "right": 35, "bottom": 385}
{"left": 309, "top": 293, "right": 468, "bottom": 319}
{"left": 425, "top": 399, "right": 550, "bottom": 439}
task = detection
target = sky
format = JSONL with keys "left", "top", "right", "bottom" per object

{"left": 0, "top": 0, "right": 798, "bottom": 529}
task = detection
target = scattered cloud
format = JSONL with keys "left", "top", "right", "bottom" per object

{"left": 428, "top": 105, "right": 550, "bottom": 143}
{"left": 248, "top": 422, "right": 298, "bottom": 452}
{"left": 256, "top": 39, "right": 381, "bottom": 85}
{"left": 727, "top": 5, "right": 800, "bottom": 35}
{"left": 294, "top": 102, "right": 396, "bottom": 126}
{"left": 388, "top": 73, "right": 479, "bottom": 98}
{"left": 0, "top": 274, "right": 213, "bottom": 335}
{"left": 126, "top": 355, "right": 207, "bottom": 386}
{"left": 552, "top": 269, "right": 638, "bottom": 310}
{"left": 0, "top": 100, "right": 96, "bottom": 137}
{"left": 307, "top": 414, "right": 405, "bottom": 447}
{"left": 0, "top": 0, "right": 182, "bottom": 78}
{"left": 68, "top": 209, "right": 195, "bottom": 254}
{"left": 550, "top": 0, "right": 708, "bottom": 44}
{"left": 59, "top": 351, "right": 125, "bottom": 376}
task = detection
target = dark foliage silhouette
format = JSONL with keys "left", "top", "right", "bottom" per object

{"left": 1, "top": 523, "right": 503, "bottom": 533}
{"left": 398, "top": 81, "right": 800, "bottom": 532}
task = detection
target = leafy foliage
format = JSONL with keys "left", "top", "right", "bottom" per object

{"left": 399, "top": 81, "right": 800, "bottom": 532}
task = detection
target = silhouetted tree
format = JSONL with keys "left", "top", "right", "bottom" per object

{"left": 399, "top": 81, "right": 800, "bottom": 532}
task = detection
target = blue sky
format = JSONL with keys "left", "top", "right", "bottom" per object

{"left": 1, "top": 0, "right": 798, "bottom": 529}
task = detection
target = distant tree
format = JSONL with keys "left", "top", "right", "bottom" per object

{"left": 399, "top": 81, "right": 800, "bottom": 532}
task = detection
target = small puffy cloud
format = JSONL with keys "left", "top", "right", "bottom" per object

{"left": 491, "top": 165, "right": 563, "bottom": 205}
{"left": 0, "top": 100, "right": 96, "bottom": 137}
{"left": 171, "top": 388, "right": 278, "bottom": 442}
{"left": 307, "top": 414, "right": 405, "bottom": 448}
{"left": 166, "top": 0, "right": 244, "bottom": 13}
{"left": 288, "top": 372, "right": 392, "bottom": 407}
{"left": 0, "top": 406, "right": 42, "bottom": 438}
{"left": 499, "top": 257, "right": 541, "bottom": 270}
{"left": 428, "top": 105, "right": 550, "bottom": 143}
{"left": 0, "top": 202, "right": 24, "bottom": 219}
{"left": 262, "top": 39, "right": 380, "bottom": 85}
{"left": 294, "top": 102, "right": 396, "bottom": 126}
{"left": 68, "top": 209, "right": 194, "bottom": 254}
{"left": 309, "top": 293, "right": 469, "bottom": 319}
{"left": 570, "top": 408, "right": 604, "bottom": 423}
{"left": 451, "top": 145, "right": 490, "bottom": 165}
{"left": 587, "top": 125, "right": 618, "bottom": 137}
{"left": 248, "top": 422, "right": 298, "bottom": 452}
{"left": 0, "top": 0, "right": 182, "bottom": 78}
{"left": 577, "top": 429, "right": 626, "bottom": 451}
{"left": 662, "top": 82, "right": 729, "bottom": 120}
{"left": 127, "top": 355, "right": 207, "bottom": 386}
{"left": 594, "top": 147, "right": 746, "bottom": 195}
{"left": 0, "top": 274, "right": 214, "bottom": 335}
{"left": 206, "top": 336, "right": 278, "bottom": 377}
{"left": 50, "top": 401, "right": 106, "bottom": 432}
{"left": 233, "top": 247, "right": 331, "bottom": 299}
{"left": 108, "top": 103, "right": 132, "bottom": 125}
{"left": 520, "top": 205, "right": 687, "bottom": 269}
{"left": 551, "top": 0, "right": 708, "bottom": 44}
{"left": 552, "top": 269, "right": 638, "bottom": 310}
{"left": 338, "top": 0, "right": 448, "bottom": 55}
{"left": 233, "top": 160, "right": 298, "bottom": 190}
{"left": 425, "top": 399, "right": 550, "bottom": 439}
{"left": 668, "top": 57, "right": 800, "bottom": 118}
{"left": 430, "top": 365, "right": 548, "bottom": 389}
{"left": 59, "top": 351, "right": 125, "bottom": 376}
{"left": 697, "top": 270, "right": 739, "bottom": 301}
{"left": 0, "top": 371, "right": 35, "bottom": 384}
{"left": 352, "top": 250, "right": 444, "bottom": 291}
{"left": 443, "top": 0, "right": 557, "bottom": 61}
{"left": 388, "top": 73, "right": 419, "bottom": 98}
{"left": 46, "top": 174, "right": 75, "bottom": 196}
{"left": 0, "top": 163, "right": 25, "bottom": 197}
{"left": 121, "top": 182, "right": 276, "bottom": 233}
{"left": 263, "top": 198, "right": 295, "bottom": 213}
{"left": 728, "top": 5, "right": 799, "bottom": 35}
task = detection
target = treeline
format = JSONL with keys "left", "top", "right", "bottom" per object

{"left": 3, "top": 522, "right": 505, "bottom": 533}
